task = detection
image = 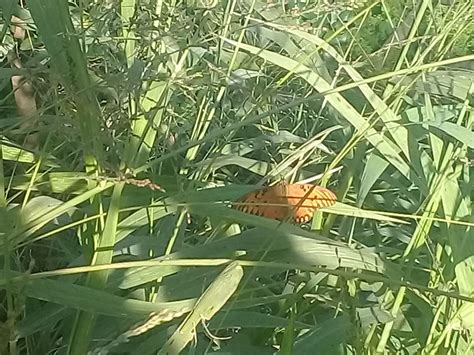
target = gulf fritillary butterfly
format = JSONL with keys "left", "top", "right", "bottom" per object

{"left": 234, "top": 181, "right": 336, "bottom": 223}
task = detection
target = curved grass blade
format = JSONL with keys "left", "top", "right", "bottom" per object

{"left": 158, "top": 261, "right": 243, "bottom": 355}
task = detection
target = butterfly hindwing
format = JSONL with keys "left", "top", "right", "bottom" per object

{"left": 288, "top": 184, "right": 337, "bottom": 223}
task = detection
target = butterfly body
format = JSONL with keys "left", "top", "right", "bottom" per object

{"left": 234, "top": 181, "right": 336, "bottom": 223}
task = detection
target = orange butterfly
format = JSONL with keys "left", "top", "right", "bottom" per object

{"left": 234, "top": 180, "right": 336, "bottom": 223}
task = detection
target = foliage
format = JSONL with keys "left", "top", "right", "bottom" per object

{"left": 0, "top": 0, "right": 473, "bottom": 354}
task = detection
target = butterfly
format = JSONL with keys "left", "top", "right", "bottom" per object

{"left": 233, "top": 180, "right": 336, "bottom": 223}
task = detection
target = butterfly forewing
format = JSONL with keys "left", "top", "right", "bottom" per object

{"left": 305, "top": 185, "right": 337, "bottom": 208}
{"left": 235, "top": 185, "right": 287, "bottom": 219}
{"left": 235, "top": 182, "right": 288, "bottom": 220}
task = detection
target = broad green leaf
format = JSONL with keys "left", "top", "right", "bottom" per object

{"left": 117, "top": 227, "right": 392, "bottom": 290}
{"left": 0, "top": 139, "right": 58, "bottom": 166}
{"left": 0, "top": 271, "right": 194, "bottom": 317}
{"left": 2, "top": 183, "right": 112, "bottom": 249}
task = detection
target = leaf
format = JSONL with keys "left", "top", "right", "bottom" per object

{"left": 292, "top": 316, "right": 351, "bottom": 355}
{"left": 158, "top": 262, "right": 244, "bottom": 355}
{"left": 424, "top": 121, "right": 474, "bottom": 148}
{"left": 279, "top": 307, "right": 296, "bottom": 355}
{"left": 20, "top": 196, "right": 73, "bottom": 224}
{"left": 221, "top": 37, "right": 414, "bottom": 185}
{"left": 455, "top": 255, "right": 474, "bottom": 298}
{"left": 0, "top": 139, "right": 58, "bottom": 166}
{"left": 248, "top": 23, "right": 438, "bottom": 189}
{"left": 403, "top": 105, "right": 460, "bottom": 123}
{"left": 208, "top": 310, "right": 312, "bottom": 330}
{"left": 228, "top": 68, "right": 263, "bottom": 86}
{"left": 0, "top": 271, "right": 194, "bottom": 317}
{"left": 193, "top": 155, "right": 272, "bottom": 176}
{"left": 16, "top": 303, "right": 69, "bottom": 338}
{"left": 117, "top": 226, "right": 394, "bottom": 290}
{"left": 357, "top": 306, "right": 393, "bottom": 328}
{"left": 2, "top": 184, "right": 112, "bottom": 249}
{"left": 359, "top": 153, "right": 389, "bottom": 205}
{"left": 391, "top": 70, "right": 474, "bottom": 101}
{"left": 68, "top": 182, "right": 125, "bottom": 352}
{"left": 450, "top": 301, "right": 474, "bottom": 333}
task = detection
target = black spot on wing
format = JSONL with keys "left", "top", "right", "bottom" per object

{"left": 295, "top": 213, "right": 312, "bottom": 223}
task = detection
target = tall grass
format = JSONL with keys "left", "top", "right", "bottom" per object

{"left": 0, "top": 0, "right": 473, "bottom": 354}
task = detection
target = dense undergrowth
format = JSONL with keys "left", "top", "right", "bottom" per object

{"left": 0, "top": 0, "right": 473, "bottom": 354}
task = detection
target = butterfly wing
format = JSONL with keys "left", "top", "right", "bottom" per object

{"left": 234, "top": 182, "right": 289, "bottom": 220}
{"left": 234, "top": 182, "right": 336, "bottom": 224}
{"left": 286, "top": 184, "right": 337, "bottom": 223}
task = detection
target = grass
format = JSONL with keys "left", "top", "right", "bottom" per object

{"left": 0, "top": 0, "right": 473, "bottom": 354}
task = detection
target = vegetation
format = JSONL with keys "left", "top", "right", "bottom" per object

{"left": 1, "top": 0, "right": 473, "bottom": 353}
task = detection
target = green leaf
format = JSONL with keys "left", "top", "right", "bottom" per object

{"left": 68, "top": 182, "right": 124, "bottom": 353}
{"left": 158, "top": 262, "right": 244, "bottom": 354}
{"left": 221, "top": 38, "right": 414, "bottom": 184}
{"left": 2, "top": 184, "right": 112, "bottom": 249}
{"left": 424, "top": 121, "right": 474, "bottom": 148}
{"left": 117, "top": 227, "right": 392, "bottom": 290}
{"left": 209, "top": 310, "right": 312, "bottom": 330}
{"left": 292, "top": 316, "right": 351, "bottom": 355}
{"left": 0, "top": 272, "right": 194, "bottom": 317}
{"left": 279, "top": 307, "right": 296, "bottom": 355}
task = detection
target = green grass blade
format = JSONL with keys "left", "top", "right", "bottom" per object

{"left": 158, "top": 262, "right": 243, "bottom": 354}
{"left": 67, "top": 182, "right": 124, "bottom": 354}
